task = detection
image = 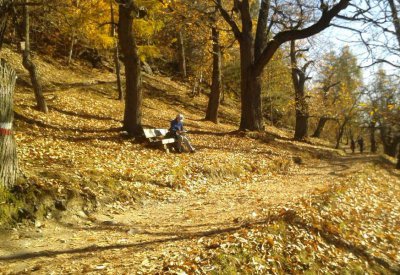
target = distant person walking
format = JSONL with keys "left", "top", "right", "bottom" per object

{"left": 167, "top": 114, "right": 195, "bottom": 153}
{"left": 350, "top": 138, "right": 356, "bottom": 154}
{"left": 357, "top": 137, "right": 364, "bottom": 154}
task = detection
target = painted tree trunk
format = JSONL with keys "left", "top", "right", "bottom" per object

{"left": 205, "top": 26, "right": 222, "bottom": 123}
{"left": 118, "top": 1, "right": 142, "bottom": 136}
{"left": 177, "top": 31, "right": 186, "bottom": 78}
{"left": 22, "top": 2, "right": 48, "bottom": 113}
{"left": 0, "top": 59, "right": 18, "bottom": 189}
{"left": 312, "top": 117, "right": 329, "bottom": 138}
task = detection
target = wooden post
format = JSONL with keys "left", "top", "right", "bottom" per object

{"left": 0, "top": 59, "right": 18, "bottom": 189}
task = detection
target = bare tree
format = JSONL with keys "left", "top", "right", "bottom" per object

{"left": 334, "top": 0, "right": 400, "bottom": 68}
{"left": 214, "top": 0, "right": 350, "bottom": 131}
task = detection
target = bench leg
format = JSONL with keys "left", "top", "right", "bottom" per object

{"left": 163, "top": 144, "right": 170, "bottom": 153}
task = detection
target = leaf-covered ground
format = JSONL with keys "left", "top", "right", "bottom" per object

{"left": 0, "top": 47, "right": 399, "bottom": 274}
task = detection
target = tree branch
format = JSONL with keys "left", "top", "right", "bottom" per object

{"left": 359, "top": 58, "right": 400, "bottom": 68}
{"left": 254, "top": 0, "right": 270, "bottom": 59}
{"left": 253, "top": 0, "right": 350, "bottom": 76}
{"left": 213, "top": 0, "right": 242, "bottom": 41}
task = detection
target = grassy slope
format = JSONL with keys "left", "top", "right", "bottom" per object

{"left": 0, "top": 47, "right": 399, "bottom": 273}
{"left": 0, "top": 45, "right": 337, "bottom": 223}
{"left": 0, "top": 47, "right": 221, "bottom": 219}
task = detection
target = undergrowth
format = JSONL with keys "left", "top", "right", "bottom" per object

{"left": 0, "top": 184, "right": 25, "bottom": 227}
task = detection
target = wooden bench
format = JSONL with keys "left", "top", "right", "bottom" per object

{"left": 143, "top": 128, "right": 176, "bottom": 152}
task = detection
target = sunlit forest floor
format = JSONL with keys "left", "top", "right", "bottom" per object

{"left": 0, "top": 47, "right": 399, "bottom": 274}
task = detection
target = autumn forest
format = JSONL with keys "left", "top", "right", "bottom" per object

{"left": 0, "top": 0, "right": 399, "bottom": 273}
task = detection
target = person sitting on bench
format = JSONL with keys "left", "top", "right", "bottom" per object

{"left": 168, "top": 114, "right": 195, "bottom": 153}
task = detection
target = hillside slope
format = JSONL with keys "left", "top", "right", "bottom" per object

{"left": 1, "top": 45, "right": 340, "bottom": 212}
{"left": 0, "top": 47, "right": 399, "bottom": 274}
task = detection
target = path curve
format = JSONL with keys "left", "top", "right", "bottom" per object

{"left": 0, "top": 155, "right": 384, "bottom": 274}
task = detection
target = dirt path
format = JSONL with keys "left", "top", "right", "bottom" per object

{"left": 0, "top": 155, "right": 391, "bottom": 274}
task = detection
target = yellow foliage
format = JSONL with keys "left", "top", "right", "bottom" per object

{"left": 138, "top": 45, "right": 162, "bottom": 62}
{"left": 134, "top": 19, "right": 164, "bottom": 40}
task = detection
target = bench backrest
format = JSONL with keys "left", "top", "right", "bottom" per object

{"left": 143, "top": 128, "right": 169, "bottom": 138}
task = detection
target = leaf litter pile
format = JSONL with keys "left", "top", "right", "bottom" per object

{"left": 157, "top": 165, "right": 400, "bottom": 274}
{"left": 0, "top": 48, "right": 399, "bottom": 274}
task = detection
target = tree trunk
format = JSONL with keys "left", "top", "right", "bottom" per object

{"left": 240, "top": 69, "right": 263, "bottom": 131}
{"left": 396, "top": 146, "right": 400, "bottom": 169}
{"left": 0, "top": 16, "right": 7, "bottom": 50}
{"left": 312, "top": 117, "right": 329, "bottom": 137}
{"left": 67, "top": 31, "right": 75, "bottom": 66}
{"left": 177, "top": 31, "right": 186, "bottom": 78}
{"left": 22, "top": 2, "right": 48, "bottom": 113}
{"left": 370, "top": 122, "right": 377, "bottom": 153}
{"left": 217, "top": 0, "right": 349, "bottom": 132}
{"left": 115, "top": 43, "right": 123, "bottom": 101}
{"left": 191, "top": 75, "right": 199, "bottom": 97}
{"left": 0, "top": 2, "right": 10, "bottom": 50}
{"left": 110, "top": 1, "right": 123, "bottom": 101}
{"left": 335, "top": 119, "right": 348, "bottom": 149}
{"left": 290, "top": 40, "right": 309, "bottom": 141}
{"left": 383, "top": 142, "right": 398, "bottom": 157}
{"left": 388, "top": 0, "right": 400, "bottom": 48}
{"left": 295, "top": 113, "right": 308, "bottom": 140}
{"left": 205, "top": 25, "right": 222, "bottom": 123}
{"left": 233, "top": 1, "right": 264, "bottom": 131}
{"left": 239, "top": 34, "right": 263, "bottom": 131}
{"left": 0, "top": 59, "right": 18, "bottom": 189}
{"left": 118, "top": 1, "right": 142, "bottom": 136}
{"left": 380, "top": 126, "right": 399, "bottom": 157}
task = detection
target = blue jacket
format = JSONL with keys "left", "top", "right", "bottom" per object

{"left": 170, "top": 119, "right": 183, "bottom": 133}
